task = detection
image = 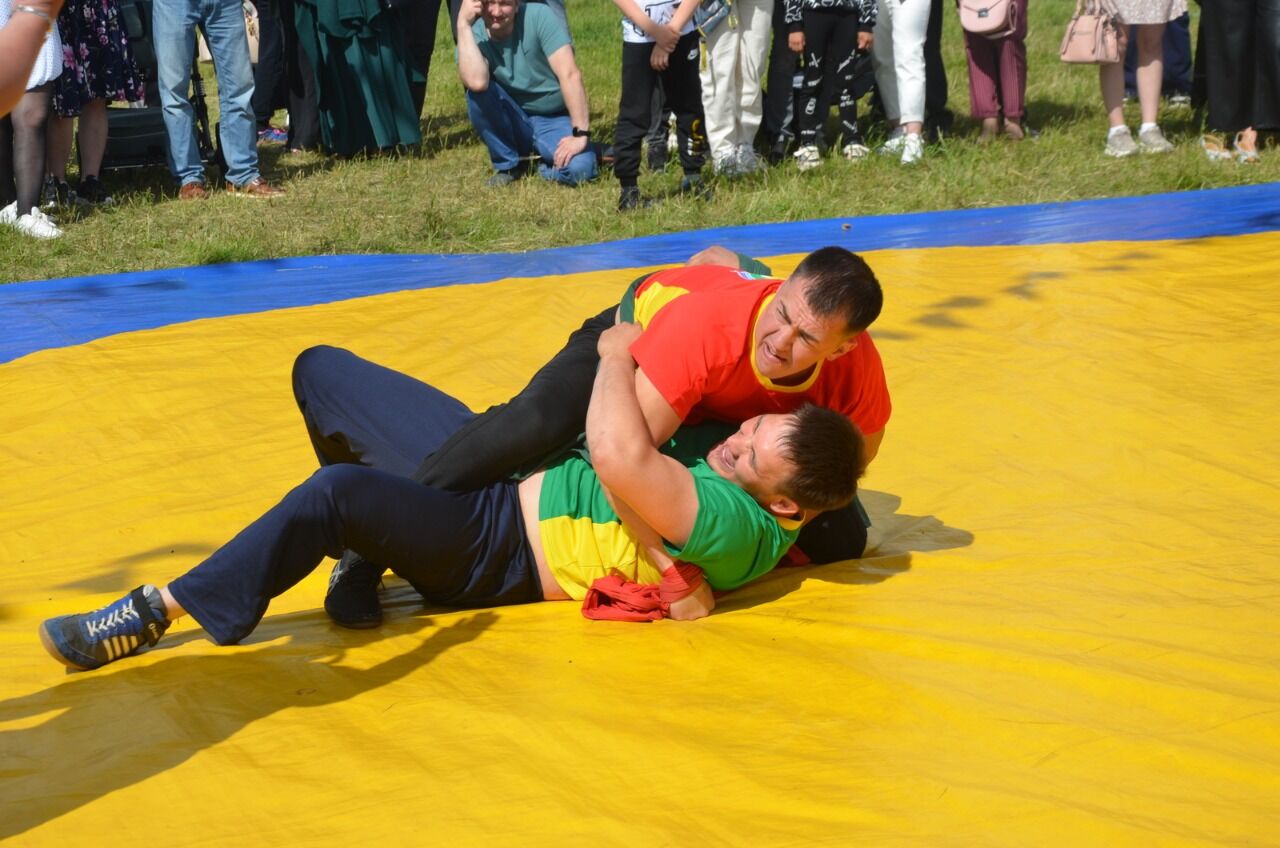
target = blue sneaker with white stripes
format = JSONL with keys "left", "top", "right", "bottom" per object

{"left": 39, "top": 586, "right": 169, "bottom": 671}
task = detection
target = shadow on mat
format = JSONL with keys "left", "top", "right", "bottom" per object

{"left": 0, "top": 610, "right": 495, "bottom": 840}
{"left": 719, "top": 489, "right": 973, "bottom": 614}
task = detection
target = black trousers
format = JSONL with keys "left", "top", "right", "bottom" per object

{"left": 763, "top": 1, "right": 799, "bottom": 143}
{"left": 615, "top": 33, "right": 707, "bottom": 185}
{"left": 797, "top": 10, "right": 866, "bottom": 147}
{"left": 1195, "top": 0, "right": 1280, "bottom": 133}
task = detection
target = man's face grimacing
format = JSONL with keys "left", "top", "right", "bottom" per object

{"left": 706, "top": 414, "right": 802, "bottom": 519}
{"left": 482, "top": 0, "right": 518, "bottom": 38}
{"left": 752, "top": 275, "right": 858, "bottom": 383}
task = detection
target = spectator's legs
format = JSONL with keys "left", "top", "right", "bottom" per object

{"left": 663, "top": 31, "right": 709, "bottom": 177}
{"left": 645, "top": 80, "right": 670, "bottom": 167}
{"left": 403, "top": 0, "right": 444, "bottom": 116}
{"left": 1100, "top": 25, "right": 1130, "bottom": 128}
{"left": 202, "top": 0, "right": 260, "bottom": 185}
{"left": 0, "top": 117, "right": 13, "bottom": 207}
{"left": 10, "top": 86, "right": 51, "bottom": 215}
{"left": 465, "top": 84, "right": 535, "bottom": 173}
{"left": 1198, "top": 0, "right": 1253, "bottom": 134}
{"left": 46, "top": 113, "right": 74, "bottom": 183}
{"left": 762, "top": 0, "right": 798, "bottom": 152}
{"left": 995, "top": 0, "right": 1028, "bottom": 122}
{"left": 888, "top": 0, "right": 929, "bottom": 127}
{"left": 250, "top": 0, "right": 286, "bottom": 130}
{"left": 151, "top": 0, "right": 206, "bottom": 186}
{"left": 615, "top": 41, "right": 657, "bottom": 188}
{"left": 797, "top": 11, "right": 837, "bottom": 147}
{"left": 529, "top": 113, "right": 598, "bottom": 185}
{"left": 699, "top": 18, "right": 741, "bottom": 164}
{"left": 923, "top": 0, "right": 952, "bottom": 135}
{"left": 1163, "top": 12, "right": 1192, "bottom": 96}
{"left": 734, "top": 0, "right": 774, "bottom": 150}
{"left": 964, "top": 30, "right": 1000, "bottom": 119}
{"left": 75, "top": 100, "right": 110, "bottom": 178}
{"left": 831, "top": 14, "right": 865, "bottom": 145}
{"left": 871, "top": 0, "right": 901, "bottom": 124}
{"left": 1133, "top": 23, "right": 1167, "bottom": 125}
{"left": 280, "top": 0, "right": 319, "bottom": 150}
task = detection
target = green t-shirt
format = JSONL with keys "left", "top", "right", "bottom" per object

{"left": 472, "top": 4, "right": 570, "bottom": 116}
{"left": 537, "top": 425, "right": 800, "bottom": 598}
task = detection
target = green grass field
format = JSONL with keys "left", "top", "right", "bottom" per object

{"left": 3, "top": 0, "right": 1275, "bottom": 283}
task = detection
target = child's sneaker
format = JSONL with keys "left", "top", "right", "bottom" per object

{"left": 793, "top": 144, "right": 821, "bottom": 171}
{"left": 900, "top": 132, "right": 924, "bottom": 165}
{"left": 1104, "top": 127, "right": 1138, "bottom": 158}
{"left": 39, "top": 586, "right": 169, "bottom": 670}
{"left": 842, "top": 141, "right": 870, "bottom": 160}
{"left": 877, "top": 127, "right": 906, "bottom": 155}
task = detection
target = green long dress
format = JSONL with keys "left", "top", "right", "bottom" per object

{"left": 293, "top": 0, "right": 422, "bottom": 155}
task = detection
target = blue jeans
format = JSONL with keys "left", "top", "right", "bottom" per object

{"left": 152, "top": 0, "right": 259, "bottom": 186}
{"left": 465, "top": 84, "right": 597, "bottom": 186}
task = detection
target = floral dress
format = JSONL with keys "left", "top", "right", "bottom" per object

{"left": 51, "top": 0, "right": 146, "bottom": 116}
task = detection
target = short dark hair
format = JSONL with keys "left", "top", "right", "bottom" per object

{"left": 792, "top": 247, "right": 883, "bottom": 334}
{"left": 777, "top": 404, "right": 863, "bottom": 513}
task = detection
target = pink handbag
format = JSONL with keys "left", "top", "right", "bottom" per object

{"left": 1060, "top": 0, "right": 1127, "bottom": 64}
{"left": 958, "top": 0, "right": 1018, "bottom": 39}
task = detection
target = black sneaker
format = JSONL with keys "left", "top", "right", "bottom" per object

{"left": 324, "top": 553, "right": 385, "bottom": 629}
{"left": 77, "top": 175, "right": 113, "bottom": 205}
{"left": 679, "top": 174, "right": 713, "bottom": 202}
{"left": 618, "top": 185, "right": 648, "bottom": 212}
{"left": 42, "top": 175, "right": 76, "bottom": 208}
{"left": 39, "top": 586, "right": 169, "bottom": 671}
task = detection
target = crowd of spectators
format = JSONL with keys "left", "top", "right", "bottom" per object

{"left": 1, "top": 0, "right": 1277, "bottom": 237}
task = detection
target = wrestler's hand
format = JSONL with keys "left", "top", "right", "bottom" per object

{"left": 788, "top": 31, "right": 804, "bottom": 54}
{"left": 668, "top": 579, "right": 715, "bottom": 620}
{"left": 598, "top": 321, "right": 643, "bottom": 361}
{"left": 687, "top": 245, "right": 740, "bottom": 267}
{"left": 857, "top": 31, "right": 873, "bottom": 51}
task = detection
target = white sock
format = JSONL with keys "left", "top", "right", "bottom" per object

{"left": 1108, "top": 126, "right": 1130, "bottom": 139}
{"left": 1139, "top": 122, "right": 1159, "bottom": 134}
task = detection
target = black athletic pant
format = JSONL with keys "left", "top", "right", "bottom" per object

{"left": 615, "top": 33, "right": 707, "bottom": 186}
{"left": 762, "top": 0, "right": 799, "bottom": 144}
{"left": 797, "top": 10, "right": 865, "bottom": 147}
{"left": 300, "top": 308, "right": 868, "bottom": 566}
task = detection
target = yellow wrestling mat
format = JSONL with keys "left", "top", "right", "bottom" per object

{"left": 3, "top": 231, "right": 1280, "bottom": 844}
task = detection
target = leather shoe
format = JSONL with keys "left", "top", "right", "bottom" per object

{"left": 178, "top": 181, "right": 210, "bottom": 200}
{"left": 226, "top": 177, "right": 285, "bottom": 199}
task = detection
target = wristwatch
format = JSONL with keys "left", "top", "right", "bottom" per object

{"left": 572, "top": 127, "right": 591, "bottom": 139}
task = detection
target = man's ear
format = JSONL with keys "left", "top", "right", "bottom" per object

{"left": 826, "top": 334, "right": 859, "bottom": 361}
{"left": 765, "top": 495, "right": 803, "bottom": 520}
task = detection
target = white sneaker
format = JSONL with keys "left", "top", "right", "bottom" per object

{"left": 793, "top": 144, "right": 821, "bottom": 171}
{"left": 736, "top": 143, "right": 763, "bottom": 174}
{"left": 877, "top": 127, "right": 906, "bottom": 155}
{"left": 842, "top": 141, "right": 870, "bottom": 160}
{"left": 15, "top": 207, "right": 63, "bottom": 239}
{"left": 0, "top": 201, "right": 16, "bottom": 226}
{"left": 713, "top": 148, "right": 742, "bottom": 177}
{"left": 900, "top": 133, "right": 924, "bottom": 165}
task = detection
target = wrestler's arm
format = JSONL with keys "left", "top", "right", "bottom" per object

{"left": 588, "top": 324, "right": 715, "bottom": 620}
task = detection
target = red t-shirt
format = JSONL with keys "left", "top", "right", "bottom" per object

{"left": 621, "top": 265, "right": 891, "bottom": 435}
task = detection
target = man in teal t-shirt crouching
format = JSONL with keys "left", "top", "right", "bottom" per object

{"left": 456, "top": 0, "right": 598, "bottom": 186}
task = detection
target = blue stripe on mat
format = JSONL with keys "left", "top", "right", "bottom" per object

{"left": 4, "top": 184, "right": 1278, "bottom": 363}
